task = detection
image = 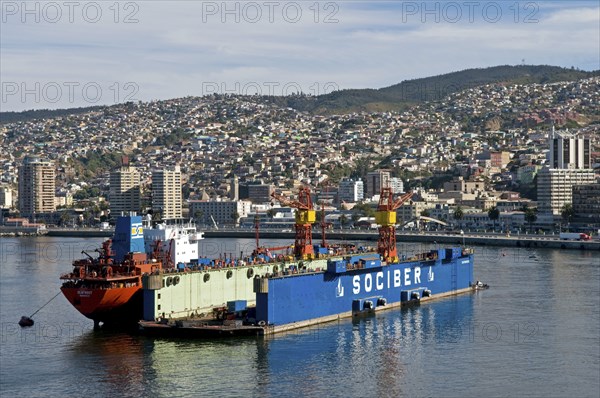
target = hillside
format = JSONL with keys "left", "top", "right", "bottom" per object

{"left": 1, "top": 65, "right": 598, "bottom": 123}
{"left": 0, "top": 105, "right": 106, "bottom": 124}
{"left": 270, "top": 65, "right": 600, "bottom": 114}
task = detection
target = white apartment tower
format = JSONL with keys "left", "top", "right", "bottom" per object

{"left": 539, "top": 128, "right": 597, "bottom": 215}
{"left": 338, "top": 178, "right": 364, "bottom": 202}
{"left": 18, "top": 156, "right": 55, "bottom": 218}
{"left": 537, "top": 168, "right": 596, "bottom": 215}
{"left": 152, "top": 165, "right": 182, "bottom": 220}
{"left": 548, "top": 129, "right": 592, "bottom": 169}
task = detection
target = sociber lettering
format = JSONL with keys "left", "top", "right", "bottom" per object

{"left": 352, "top": 267, "right": 421, "bottom": 294}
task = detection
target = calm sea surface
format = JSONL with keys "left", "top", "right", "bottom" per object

{"left": 1, "top": 236, "right": 598, "bottom": 397}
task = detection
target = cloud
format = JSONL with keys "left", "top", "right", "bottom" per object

{"left": 1, "top": 1, "right": 598, "bottom": 111}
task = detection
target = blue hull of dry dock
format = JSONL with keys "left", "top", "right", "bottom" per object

{"left": 255, "top": 248, "right": 474, "bottom": 327}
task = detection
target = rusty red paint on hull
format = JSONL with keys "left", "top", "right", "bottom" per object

{"left": 61, "top": 284, "right": 143, "bottom": 324}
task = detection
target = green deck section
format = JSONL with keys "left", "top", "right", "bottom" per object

{"left": 145, "top": 259, "right": 330, "bottom": 319}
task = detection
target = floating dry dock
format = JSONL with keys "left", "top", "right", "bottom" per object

{"left": 139, "top": 186, "right": 479, "bottom": 337}
{"left": 254, "top": 248, "right": 474, "bottom": 334}
{"left": 139, "top": 248, "right": 477, "bottom": 337}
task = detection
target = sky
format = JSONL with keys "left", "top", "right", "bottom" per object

{"left": 1, "top": 0, "right": 599, "bottom": 111}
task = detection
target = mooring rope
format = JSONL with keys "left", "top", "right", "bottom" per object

{"left": 28, "top": 291, "right": 62, "bottom": 318}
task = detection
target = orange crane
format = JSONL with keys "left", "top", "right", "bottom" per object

{"left": 375, "top": 188, "right": 413, "bottom": 263}
{"left": 271, "top": 187, "right": 316, "bottom": 259}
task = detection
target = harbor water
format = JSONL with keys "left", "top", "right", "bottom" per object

{"left": 1, "top": 236, "right": 599, "bottom": 397}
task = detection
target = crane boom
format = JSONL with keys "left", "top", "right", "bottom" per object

{"left": 270, "top": 192, "right": 311, "bottom": 210}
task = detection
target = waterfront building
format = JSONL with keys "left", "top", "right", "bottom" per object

{"left": 152, "top": 166, "right": 182, "bottom": 220}
{"left": 397, "top": 201, "right": 435, "bottom": 225}
{"left": 572, "top": 183, "right": 600, "bottom": 223}
{"left": 189, "top": 199, "right": 251, "bottom": 226}
{"left": 109, "top": 161, "right": 141, "bottom": 221}
{"left": 537, "top": 168, "right": 597, "bottom": 215}
{"left": 18, "top": 156, "right": 55, "bottom": 218}
{"left": 0, "top": 185, "right": 13, "bottom": 208}
{"left": 239, "top": 182, "right": 273, "bottom": 204}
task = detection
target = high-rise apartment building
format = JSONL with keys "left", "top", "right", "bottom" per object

{"left": 572, "top": 183, "right": 600, "bottom": 222}
{"left": 537, "top": 168, "right": 596, "bottom": 215}
{"left": 548, "top": 130, "right": 592, "bottom": 169}
{"left": 109, "top": 162, "right": 141, "bottom": 221}
{"left": 338, "top": 178, "right": 364, "bottom": 203}
{"left": 538, "top": 128, "right": 597, "bottom": 215}
{"left": 366, "top": 170, "right": 390, "bottom": 198}
{"left": 18, "top": 156, "right": 55, "bottom": 218}
{"left": 152, "top": 166, "right": 182, "bottom": 220}
{"left": 390, "top": 177, "right": 404, "bottom": 194}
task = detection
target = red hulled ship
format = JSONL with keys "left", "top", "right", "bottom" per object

{"left": 60, "top": 215, "right": 162, "bottom": 327}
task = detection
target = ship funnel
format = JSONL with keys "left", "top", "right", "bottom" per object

{"left": 112, "top": 215, "right": 145, "bottom": 262}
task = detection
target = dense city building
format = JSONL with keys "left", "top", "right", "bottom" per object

{"left": 0, "top": 76, "right": 599, "bottom": 228}
{"left": 188, "top": 199, "right": 251, "bottom": 226}
{"left": 0, "top": 185, "right": 13, "bottom": 208}
{"left": 109, "top": 160, "right": 141, "bottom": 221}
{"left": 18, "top": 156, "right": 55, "bottom": 218}
{"left": 572, "top": 183, "right": 600, "bottom": 223}
{"left": 240, "top": 182, "right": 273, "bottom": 203}
{"left": 366, "top": 170, "right": 390, "bottom": 199}
{"left": 490, "top": 151, "right": 511, "bottom": 169}
{"left": 516, "top": 164, "right": 541, "bottom": 184}
{"left": 152, "top": 166, "right": 182, "bottom": 220}
{"left": 230, "top": 175, "right": 239, "bottom": 201}
{"left": 537, "top": 168, "right": 597, "bottom": 215}
{"left": 548, "top": 130, "right": 592, "bottom": 169}
{"left": 443, "top": 177, "right": 485, "bottom": 194}
{"left": 338, "top": 178, "right": 364, "bottom": 203}
{"left": 390, "top": 177, "right": 404, "bottom": 194}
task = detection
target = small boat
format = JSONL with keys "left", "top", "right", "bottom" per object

{"left": 18, "top": 316, "right": 34, "bottom": 327}
{"left": 473, "top": 280, "right": 489, "bottom": 290}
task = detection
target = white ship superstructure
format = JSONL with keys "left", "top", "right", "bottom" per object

{"left": 143, "top": 218, "right": 204, "bottom": 266}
